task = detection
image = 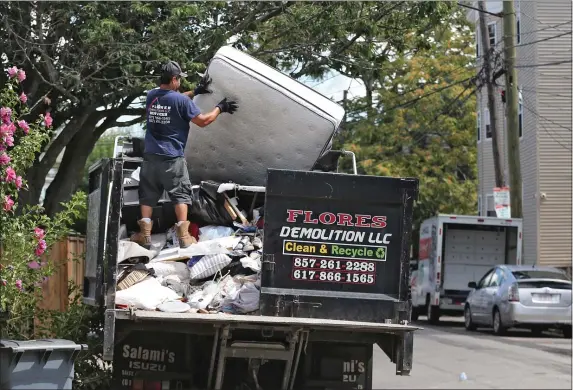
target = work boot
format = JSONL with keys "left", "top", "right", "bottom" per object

{"left": 130, "top": 219, "right": 153, "bottom": 250}
{"left": 176, "top": 221, "right": 196, "bottom": 248}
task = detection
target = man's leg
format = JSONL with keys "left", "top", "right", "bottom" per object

{"left": 164, "top": 158, "right": 195, "bottom": 248}
{"left": 131, "top": 157, "right": 162, "bottom": 249}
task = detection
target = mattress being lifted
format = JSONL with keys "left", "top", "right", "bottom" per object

{"left": 185, "top": 46, "right": 345, "bottom": 187}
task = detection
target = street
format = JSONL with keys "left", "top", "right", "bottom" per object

{"left": 373, "top": 317, "right": 572, "bottom": 389}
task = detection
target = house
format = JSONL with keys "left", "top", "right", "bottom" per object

{"left": 466, "top": 1, "right": 572, "bottom": 270}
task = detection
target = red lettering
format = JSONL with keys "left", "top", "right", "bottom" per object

{"left": 371, "top": 216, "right": 387, "bottom": 228}
{"left": 286, "top": 209, "right": 303, "bottom": 223}
{"left": 337, "top": 213, "right": 354, "bottom": 227}
{"left": 355, "top": 214, "right": 371, "bottom": 228}
{"left": 318, "top": 212, "right": 336, "bottom": 225}
{"left": 303, "top": 211, "right": 318, "bottom": 224}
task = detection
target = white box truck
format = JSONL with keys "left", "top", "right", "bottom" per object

{"left": 411, "top": 214, "right": 523, "bottom": 324}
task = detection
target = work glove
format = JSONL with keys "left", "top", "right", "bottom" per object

{"left": 217, "top": 98, "right": 238, "bottom": 114}
{"left": 193, "top": 74, "right": 212, "bottom": 96}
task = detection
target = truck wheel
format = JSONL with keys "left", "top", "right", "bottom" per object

{"left": 426, "top": 301, "right": 440, "bottom": 324}
{"left": 492, "top": 308, "right": 506, "bottom": 335}
{"left": 563, "top": 326, "right": 572, "bottom": 339}
{"left": 411, "top": 307, "right": 419, "bottom": 321}
{"left": 464, "top": 305, "right": 477, "bottom": 331}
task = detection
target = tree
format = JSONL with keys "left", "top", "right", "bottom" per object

{"left": 340, "top": 9, "right": 478, "bottom": 256}
{"left": 0, "top": 1, "right": 452, "bottom": 214}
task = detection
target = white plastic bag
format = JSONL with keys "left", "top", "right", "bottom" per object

{"left": 211, "top": 275, "right": 242, "bottom": 310}
{"left": 240, "top": 256, "right": 261, "bottom": 272}
{"left": 147, "top": 261, "right": 190, "bottom": 280}
{"left": 199, "top": 225, "right": 235, "bottom": 242}
{"left": 115, "top": 277, "right": 179, "bottom": 310}
{"left": 188, "top": 281, "right": 219, "bottom": 310}
{"left": 232, "top": 283, "right": 260, "bottom": 314}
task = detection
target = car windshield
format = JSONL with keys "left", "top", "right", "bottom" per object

{"left": 511, "top": 270, "right": 570, "bottom": 281}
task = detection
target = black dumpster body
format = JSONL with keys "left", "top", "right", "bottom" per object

{"left": 260, "top": 169, "right": 418, "bottom": 324}
{"left": 83, "top": 158, "right": 420, "bottom": 390}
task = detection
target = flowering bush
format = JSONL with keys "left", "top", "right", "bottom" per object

{"left": 0, "top": 66, "right": 86, "bottom": 338}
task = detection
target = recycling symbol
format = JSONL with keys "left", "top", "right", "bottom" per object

{"left": 375, "top": 247, "right": 386, "bottom": 259}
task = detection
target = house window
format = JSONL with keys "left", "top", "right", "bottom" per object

{"left": 486, "top": 194, "right": 496, "bottom": 217}
{"left": 478, "top": 195, "right": 482, "bottom": 216}
{"left": 516, "top": 1, "right": 521, "bottom": 44}
{"left": 519, "top": 102, "right": 523, "bottom": 138}
{"left": 476, "top": 26, "right": 480, "bottom": 57}
{"left": 488, "top": 22, "right": 497, "bottom": 46}
{"left": 477, "top": 111, "right": 481, "bottom": 142}
{"left": 485, "top": 108, "right": 492, "bottom": 139}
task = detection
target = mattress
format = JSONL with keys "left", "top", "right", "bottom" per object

{"left": 185, "top": 46, "right": 345, "bottom": 186}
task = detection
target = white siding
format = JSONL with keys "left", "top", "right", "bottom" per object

{"left": 535, "top": 1, "right": 573, "bottom": 267}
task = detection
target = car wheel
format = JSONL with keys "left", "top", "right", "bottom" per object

{"left": 464, "top": 305, "right": 477, "bottom": 331}
{"left": 426, "top": 299, "right": 440, "bottom": 324}
{"left": 563, "top": 326, "right": 572, "bottom": 339}
{"left": 492, "top": 308, "right": 506, "bottom": 335}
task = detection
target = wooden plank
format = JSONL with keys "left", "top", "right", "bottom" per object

{"left": 128, "top": 311, "right": 421, "bottom": 333}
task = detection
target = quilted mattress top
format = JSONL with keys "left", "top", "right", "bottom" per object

{"left": 184, "top": 46, "right": 345, "bottom": 187}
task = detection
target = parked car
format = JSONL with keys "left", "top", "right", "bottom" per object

{"left": 464, "top": 265, "right": 572, "bottom": 338}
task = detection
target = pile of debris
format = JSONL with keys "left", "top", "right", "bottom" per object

{"left": 115, "top": 202, "right": 265, "bottom": 315}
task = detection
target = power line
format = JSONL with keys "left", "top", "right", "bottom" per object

{"left": 516, "top": 59, "right": 572, "bottom": 69}
{"left": 512, "top": 31, "right": 572, "bottom": 49}
{"left": 521, "top": 103, "right": 572, "bottom": 133}
{"left": 457, "top": 2, "right": 502, "bottom": 18}
{"left": 520, "top": 11, "right": 572, "bottom": 34}
{"left": 535, "top": 119, "right": 572, "bottom": 152}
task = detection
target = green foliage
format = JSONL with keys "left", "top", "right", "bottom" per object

{"left": 340, "top": 9, "right": 478, "bottom": 255}
{"left": 0, "top": 67, "right": 97, "bottom": 387}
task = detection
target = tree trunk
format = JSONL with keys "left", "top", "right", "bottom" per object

{"left": 42, "top": 132, "right": 99, "bottom": 216}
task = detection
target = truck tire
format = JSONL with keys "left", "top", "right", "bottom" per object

{"left": 426, "top": 300, "right": 440, "bottom": 324}
{"left": 411, "top": 306, "right": 420, "bottom": 321}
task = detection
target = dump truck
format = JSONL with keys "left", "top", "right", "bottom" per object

{"left": 83, "top": 46, "right": 421, "bottom": 390}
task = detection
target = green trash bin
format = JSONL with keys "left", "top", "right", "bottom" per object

{"left": 0, "top": 339, "right": 87, "bottom": 389}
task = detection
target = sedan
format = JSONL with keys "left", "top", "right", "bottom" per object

{"left": 464, "top": 265, "right": 572, "bottom": 337}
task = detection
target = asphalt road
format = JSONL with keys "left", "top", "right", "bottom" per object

{"left": 372, "top": 316, "right": 572, "bottom": 389}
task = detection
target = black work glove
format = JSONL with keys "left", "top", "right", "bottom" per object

{"left": 216, "top": 98, "right": 238, "bottom": 114}
{"left": 193, "top": 74, "right": 212, "bottom": 96}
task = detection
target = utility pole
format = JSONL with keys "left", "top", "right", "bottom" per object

{"left": 478, "top": 1, "right": 505, "bottom": 188}
{"left": 503, "top": 0, "right": 523, "bottom": 218}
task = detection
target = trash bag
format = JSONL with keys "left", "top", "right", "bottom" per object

{"left": 190, "top": 181, "right": 234, "bottom": 226}
{"left": 232, "top": 282, "right": 260, "bottom": 314}
{"left": 199, "top": 225, "right": 235, "bottom": 241}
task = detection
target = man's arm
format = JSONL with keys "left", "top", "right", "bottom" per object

{"left": 191, "top": 107, "right": 221, "bottom": 128}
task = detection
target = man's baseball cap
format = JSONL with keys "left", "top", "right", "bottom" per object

{"left": 160, "top": 61, "right": 187, "bottom": 78}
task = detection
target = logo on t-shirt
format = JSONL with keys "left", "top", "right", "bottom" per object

{"left": 148, "top": 101, "right": 172, "bottom": 125}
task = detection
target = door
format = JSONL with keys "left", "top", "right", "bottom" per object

{"left": 481, "top": 267, "right": 506, "bottom": 325}
{"left": 471, "top": 268, "right": 495, "bottom": 322}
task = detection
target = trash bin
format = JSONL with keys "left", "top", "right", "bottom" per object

{"left": 0, "top": 339, "right": 87, "bottom": 390}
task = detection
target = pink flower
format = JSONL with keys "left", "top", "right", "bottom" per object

{"left": 3, "top": 195, "right": 14, "bottom": 212}
{"left": 0, "top": 107, "right": 11, "bottom": 123}
{"left": 15, "top": 279, "right": 23, "bottom": 290}
{"left": 17, "top": 120, "right": 30, "bottom": 134}
{"left": 1, "top": 279, "right": 6, "bottom": 286}
{"left": 5, "top": 167, "right": 16, "bottom": 183}
{"left": 34, "top": 227, "right": 45, "bottom": 240}
{"left": 6, "top": 122, "right": 15, "bottom": 135}
{"left": 7, "top": 67, "right": 18, "bottom": 78}
{"left": 28, "top": 261, "right": 41, "bottom": 269}
{"left": 0, "top": 145, "right": 5, "bottom": 152}
{"left": 0, "top": 153, "right": 9, "bottom": 165}
{"left": 15, "top": 175, "right": 22, "bottom": 189}
{"left": 3, "top": 135, "right": 14, "bottom": 147}
{"left": 43, "top": 112, "right": 53, "bottom": 128}
{"left": 17, "top": 69, "right": 26, "bottom": 83}
{"left": 35, "top": 240, "right": 47, "bottom": 256}
{"left": 19, "top": 92, "right": 27, "bottom": 103}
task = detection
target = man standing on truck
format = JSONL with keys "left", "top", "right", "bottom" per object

{"left": 131, "top": 60, "right": 238, "bottom": 249}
